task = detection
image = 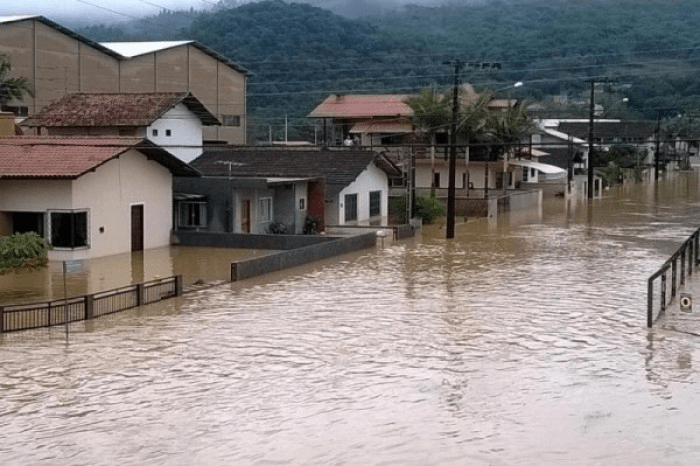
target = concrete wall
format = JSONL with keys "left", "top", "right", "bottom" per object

{"left": 230, "top": 232, "right": 378, "bottom": 281}
{"left": 173, "top": 230, "right": 339, "bottom": 250}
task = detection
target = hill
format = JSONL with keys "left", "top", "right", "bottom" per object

{"left": 77, "top": 0, "right": 700, "bottom": 142}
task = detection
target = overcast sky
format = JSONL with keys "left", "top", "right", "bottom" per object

{"left": 0, "top": 0, "right": 457, "bottom": 24}
{"left": 1, "top": 0, "right": 224, "bottom": 23}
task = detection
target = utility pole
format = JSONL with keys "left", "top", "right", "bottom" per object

{"left": 587, "top": 80, "right": 596, "bottom": 199}
{"left": 444, "top": 59, "right": 464, "bottom": 239}
{"left": 655, "top": 110, "right": 662, "bottom": 181}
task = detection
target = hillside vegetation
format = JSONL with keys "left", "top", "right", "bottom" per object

{"left": 78, "top": 0, "right": 700, "bottom": 142}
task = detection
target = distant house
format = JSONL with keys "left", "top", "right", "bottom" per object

{"left": 174, "top": 147, "right": 401, "bottom": 234}
{"left": 0, "top": 15, "right": 249, "bottom": 144}
{"left": 308, "top": 94, "right": 416, "bottom": 149}
{"left": 20, "top": 92, "right": 220, "bottom": 162}
{"left": 0, "top": 137, "right": 199, "bottom": 260}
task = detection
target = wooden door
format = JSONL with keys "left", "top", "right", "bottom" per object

{"left": 241, "top": 200, "right": 251, "bottom": 233}
{"left": 131, "top": 204, "right": 144, "bottom": 251}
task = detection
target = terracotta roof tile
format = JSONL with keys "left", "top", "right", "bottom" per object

{"left": 308, "top": 94, "right": 414, "bottom": 119}
{"left": 21, "top": 92, "right": 220, "bottom": 128}
{"left": 0, "top": 136, "right": 199, "bottom": 178}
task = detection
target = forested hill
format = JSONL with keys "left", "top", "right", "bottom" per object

{"left": 78, "top": 0, "right": 700, "bottom": 141}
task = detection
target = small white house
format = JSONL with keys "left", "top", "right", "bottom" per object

{"left": 178, "top": 147, "right": 401, "bottom": 233}
{"left": 20, "top": 92, "right": 220, "bottom": 163}
{"left": 0, "top": 136, "right": 199, "bottom": 261}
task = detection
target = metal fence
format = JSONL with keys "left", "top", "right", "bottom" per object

{"left": 0, "top": 276, "right": 182, "bottom": 333}
{"left": 648, "top": 230, "right": 700, "bottom": 327}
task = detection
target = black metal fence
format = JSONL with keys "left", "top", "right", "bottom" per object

{"left": 648, "top": 230, "right": 700, "bottom": 327}
{"left": 0, "top": 276, "right": 182, "bottom": 333}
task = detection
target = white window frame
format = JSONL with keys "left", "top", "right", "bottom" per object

{"left": 259, "top": 197, "right": 273, "bottom": 223}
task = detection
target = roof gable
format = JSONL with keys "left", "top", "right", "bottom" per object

{"left": 0, "top": 137, "right": 199, "bottom": 179}
{"left": 21, "top": 92, "right": 220, "bottom": 128}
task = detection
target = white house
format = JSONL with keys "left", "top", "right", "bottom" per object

{"left": 0, "top": 136, "right": 199, "bottom": 261}
{"left": 20, "top": 92, "right": 220, "bottom": 163}
{"left": 176, "top": 147, "right": 401, "bottom": 234}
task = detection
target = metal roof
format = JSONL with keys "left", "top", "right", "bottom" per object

{"left": 100, "top": 41, "right": 251, "bottom": 75}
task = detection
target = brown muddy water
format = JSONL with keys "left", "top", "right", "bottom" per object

{"left": 3, "top": 173, "right": 700, "bottom": 465}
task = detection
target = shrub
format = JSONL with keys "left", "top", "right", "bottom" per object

{"left": 414, "top": 194, "right": 445, "bottom": 224}
{"left": 0, "top": 232, "right": 51, "bottom": 274}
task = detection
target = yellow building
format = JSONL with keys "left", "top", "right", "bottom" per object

{"left": 0, "top": 15, "right": 248, "bottom": 145}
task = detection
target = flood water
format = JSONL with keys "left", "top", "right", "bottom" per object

{"left": 3, "top": 174, "right": 700, "bottom": 465}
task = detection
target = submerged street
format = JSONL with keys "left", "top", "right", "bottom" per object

{"left": 3, "top": 173, "right": 700, "bottom": 465}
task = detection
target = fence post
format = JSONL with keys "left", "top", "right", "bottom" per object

{"left": 84, "top": 295, "right": 94, "bottom": 320}
{"left": 695, "top": 232, "right": 699, "bottom": 266}
{"left": 689, "top": 241, "right": 694, "bottom": 277}
{"left": 661, "top": 273, "right": 667, "bottom": 312}
{"left": 0, "top": 306, "right": 3, "bottom": 333}
{"left": 136, "top": 283, "right": 145, "bottom": 306}
{"left": 175, "top": 276, "right": 183, "bottom": 297}
{"left": 672, "top": 259, "right": 677, "bottom": 298}
{"left": 681, "top": 250, "right": 686, "bottom": 286}
{"left": 648, "top": 278, "right": 654, "bottom": 328}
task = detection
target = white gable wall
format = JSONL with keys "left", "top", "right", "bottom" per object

{"left": 147, "top": 103, "right": 203, "bottom": 163}
{"left": 71, "top": 149, "right": 173, "bottom": 260}
{"left": 336, "top": 162, "right": 389, "bottom": 225}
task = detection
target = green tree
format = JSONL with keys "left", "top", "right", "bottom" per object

{"left": 409, "top": 88, "right": 450, "bottom": 191}
{"left": 0, "top": 54, "right": 34, "bottom": 107}
{"left": 485, "top": 100, "right": 534, "bottom": 161}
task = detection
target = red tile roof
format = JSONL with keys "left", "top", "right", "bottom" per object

{"left": 307, "top": 94, "right": 414, "bottom": 119}
{"left": 0, "top": 136, "right": 199, "bottom": 179}
{"left": 21, "top": 92, "right": 220, "bottom": 128}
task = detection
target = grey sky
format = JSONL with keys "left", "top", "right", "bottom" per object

{"left": 0, "top": 0, "right": 459, "bottom": 24}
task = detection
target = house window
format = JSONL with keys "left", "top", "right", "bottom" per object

{"left": 179, "top": 202, "right": 206, "bottom": 228}
{"left": 369, "top": 191, "right": 381, "bottom": 217}
{"left": 222, "top": 115, "right": 241, "bottom": 127}
{"left": 1, "top": 105, "right": 28, "bottom": 116}
{"left": 344, "top": 194, "right": 358, "bottom": 222}
{"left": 50, "top": 210, "right": 88, "bottom": 248}
{"left": 165, "top": 129, "right": 172, "bottom": 137}
{"left": 152, "top": 129, "right": 158, "bottom": 137}
{"left": 434, "top": 173, "right": 441, "bottom": 188}
{"left": 299, "top": 198, "right": 306, "bottom": 211}
{"left": 259, "top": 197, "right": 272, "bottom": 223}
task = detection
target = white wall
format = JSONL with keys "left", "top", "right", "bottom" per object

{"left": 337, "top": 163, "right": 389, "bottom": 225}
{"left": 71, "top": 149, "right": 173, "bottom": 260}
{"left": 147, "top": 103, "right": 203, "bottom": 163}
{"left": 0, "top": 180, "right": 72, "bottom": 211}
{"left": 415, "top": 160, "right": 497, "bottom": 190}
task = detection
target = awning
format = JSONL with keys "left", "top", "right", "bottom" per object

{"left": 174, "top": 193, "right": 206, "bottom": 202}
{"left": 515, "top": 148, "right": 549, "bottom": 158}
{"left": 509, "top": 159, "right": 567, "bottom": 178}
{"left": 349, "top": 121, "right": 413, "bottom": 134}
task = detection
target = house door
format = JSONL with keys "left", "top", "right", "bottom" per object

{"left": 241, "top": 200, "right": 251, "bottom": 233}
{"left": 131, "top": 204, "right": 144, "bottom": 251}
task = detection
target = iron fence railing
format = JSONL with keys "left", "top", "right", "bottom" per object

{"left": 648, "top": 229, "right": 700, "bottom": 327}
{"left": 0, "top": 276, "right": 182, "bottom": 333}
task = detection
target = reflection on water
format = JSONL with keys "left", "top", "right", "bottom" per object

{"left": 3, "top": 173, "right": 700, "bottom": 465}
{"left": 0, "top": 246, "right": 273, "bottom": 305}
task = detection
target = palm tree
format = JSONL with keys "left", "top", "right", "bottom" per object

{"left": 408, "top": 89, "right": 450, "bottom": 192}
{"left": 485, "top": 99, "right": 533, "bottom": 191}
{"left": 0, "top": 54, "right": 34, "bottom": 109}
